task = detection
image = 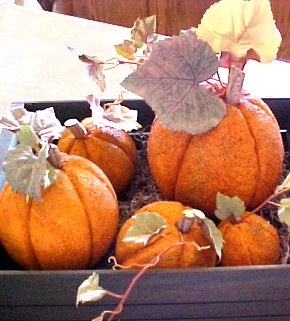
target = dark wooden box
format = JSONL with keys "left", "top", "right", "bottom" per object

{"left": 1, "top": 98, "right": 290, "bottom": 321}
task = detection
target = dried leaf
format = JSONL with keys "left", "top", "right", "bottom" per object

{"left": 123, "top": 211, "right": 167, "bottom": 244}
{"left": 3, "top": 143, "right": 56, "bottom": 200}
{"left": 278, "top": 198, "right": 290, "bottom": 226}
{"left": 131, "top": 15, "right": 157, "bottom": 48}
{"left": 16, "top": 125, "right": 40, "bottom": 148}
{"left": 114, "top": 40, "right": 136, "bottom": 60}
{"left": 196, "top": 0, "right": 281, "bottom": 63}
{"left": 215, "top": 192, "right": 246, "bottom": 220}
{"left": 121, "top": 32, "right": 226, "bottom": 135}
{"left": 88, "top": 95, "right": 142, "bottom": 132}
{"left": 204, "top": 218, "right": 223, "bottom": 262}
{"left": 76, "top": 273, "right": 105, "bottom": 307}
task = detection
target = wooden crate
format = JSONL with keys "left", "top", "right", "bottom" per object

{"left": 0, "top": 98, "right": 290, "bottom": 321}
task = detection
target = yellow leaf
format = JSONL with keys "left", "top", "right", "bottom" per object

{"left": 196, "top": 0, "right": 281, "bottom": 63}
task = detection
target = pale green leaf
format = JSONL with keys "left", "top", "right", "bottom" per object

{"left": 215, "top": 192, "right": 245, "bottom": 220}
{"left": 196, "top": 0, "right": 281, "bottom": 63}
{"left": 16, "top": 125, "right": 40, "bottom": 148}
{"left": 279, "top": 173, "right": 290, "bottom": 189}
{"left": 123, "top": 211, "right": 167, "bottom": 244}
{"left": 121, "top": 32, "right": 226, "bottom": 135}
{"left": 204, "top": 218, "right": 223, "bottom": 262}
{"left": 131, "top": 15, "right": 157, "bottom": 48}
{"left": 278, "top": 198, "right": 290, "bottom": 226}
{"left": 76, "top": 272, "right": 105, "bottom": 307}
{"left": 3, "top": 143, "right": 56, "bottom": 200}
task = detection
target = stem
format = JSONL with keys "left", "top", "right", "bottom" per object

{"left": 102, "top": 240, "right": 210, "bottom": 321}
{"left": 47, "top": 144, "right": 62, "bottom": 169}
{"left": 64, "top": 119, "right": 87, "bottom": 139}
{"left": 252, "top": 187, "right": 290, "bottom": 213}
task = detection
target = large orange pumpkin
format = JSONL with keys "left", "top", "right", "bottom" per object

{"left": 0, "top": 154, "right": 119, "bottom": 270}
{"left": 115, "top": 201, "right": 217, "bottom": 269}
{"left": 147, "top": 83, "right": 284, "bottom": 218}
{"left": 58, "top": 117, "right": 138, "bottom": 193}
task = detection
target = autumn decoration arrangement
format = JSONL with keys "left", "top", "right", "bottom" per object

{"left": 0, "top": 0, "right": 290, "bottom": 320}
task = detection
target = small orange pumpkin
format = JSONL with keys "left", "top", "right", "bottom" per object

{"left": 218, "top": 211, "right": 280, "bottom": 266}
{"left": 0, "top": 154, "right": 119, "bottom": 270}
{"left": 147, "top": 83, "right": 284, "bottom": 218}
{"left": 58, "top": 117, "right": 138, "bottom": 193}
{"left": 115, "top": 201, "right": 217, "bottom": 269}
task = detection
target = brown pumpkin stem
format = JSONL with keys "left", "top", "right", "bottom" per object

{"left": 225, "top": 65, "right": 245, "bottom": 106}
{"left": 64, "top": 119, "right": 87, "bottom": 139}
{"left": 47, "top": 144, "right": 62, "bottom": 169}
{"left": 229, "top": 213, "right": 241, "bottom": 225}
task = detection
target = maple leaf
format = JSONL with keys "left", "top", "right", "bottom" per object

{"left": 121, "top": 31, "right": 226, "bottom": 135}
{"left": 131, "top": 15, "right": 157, "bottom": 48}
{"left": 196, "top": 0, "right": 281, "bottom": 64}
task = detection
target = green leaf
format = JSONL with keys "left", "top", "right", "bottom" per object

{"left": 16, "top": 125, "right": 40, "bottom": 148}
{"left": 279, "top": 173, "right": 290, "bottom": 190}
{"left": 121, "top": 31, "right": 226, "bottom": 135}
{"left": 76, "top": 272, "right": 105, "bottom": 307}
{"left": 215, "top": 192, "right": 245, "bottom": 220}
{"left": 204, "top": 218, "right": 223, "bottom": 262}
{"left": 278, "top": 198, "right": 290, "bottom": 226}
{"left": 123, "top": 211, "right": 167, "bottom": 244}
{"left": 131, "top": 15, "right": 157, "bottom": 48}
{"left": 3, "top": 143, "right": 56, "bottom": 200}
{"left": 114, "top": 40, "right": 136, "bottom": 60}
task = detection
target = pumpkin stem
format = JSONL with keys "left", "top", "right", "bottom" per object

{"left": 225, "top": 65, "right": 245, "bottom": 106}
{"left": 229, "top": 213, "right": 241, "bottom": 225}
{"left": 47, "top": 144, "right": 62, "bottom": 169}
{"left": 64, "top": 119, "right": 87, "bottom": 139}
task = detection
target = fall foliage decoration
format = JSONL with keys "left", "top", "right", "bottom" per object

{"left": 146, "top": 81, "right": 284, "bottom": 218}
{"left": 57, "top": 96, "right": 139, "bottom": 193}
{"left": 0, "top": 107, "right": 119, "bottom": 270}
{"left": 216, "top": 193, "right": 280, "bottom": 266}
{"left": 115, "top": 201, "right": 220, "bottom": 269}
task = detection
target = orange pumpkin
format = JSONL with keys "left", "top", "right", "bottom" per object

{"left": 0, "top": 154, "right": 119, "bottom": 270}
{"left": 115, "top": 201, "right": 217, "bottom": 269}
{"left": 218, "top": 211, "right": 280, "bottom": 266}
{"left": 58, "top": 117, "right": 138, "bottom": 193}
{"left": 147, "top": 83, "right": 284, "bottom": 218}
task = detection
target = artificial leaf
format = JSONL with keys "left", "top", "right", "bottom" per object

{"left": 278, "top": 198, "right": 290, "bottom": 226}
{"left": 123, "top": 211, "right": 167, "bottom": 244}
{"left": 76, "top": 272, "right": 105, "bottom": 307}
{"left": 121, "top": 31, "right": 226, "bottom": 135}
{"left": 131, "top": 15, "right": 157, "bottom": 48}
{"left": 278, "top": 173, "right": 290, "bottom": 190}
{"left": 9, "top": 106, "right": 64, "bottom": 141}
{"left": 68, "top": 46, "right": 106, "bottom": 92}
{"left": 16, "top": 125, "right": 40, "bottom": 148}
{"left": 215, "top": 192, "right": 245, "bottom": 220}
{"left": 87, "top": 95, "right": 142, "bottom": 132}
{"left": 196, "top": 0, "right": 281, "bottom": 63}
{"left": 114, "top": 40, "right": 136, "bottom": 60}
{"left": 204, "top": 218, "right": 223, "bottom": 262}
{"left": 3, "top": 143, "right": 55, "bottom": 200}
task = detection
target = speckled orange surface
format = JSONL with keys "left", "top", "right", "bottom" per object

{"left": 115, "top": 201, "right": 217, "bottom": 269}
{"left": 147, "top": 84, "right": 284, "bottom": 218}
{"left": 0, "top": 154, "right": 119, "bottom": 270}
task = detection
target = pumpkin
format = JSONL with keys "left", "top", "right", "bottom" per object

{"left": 147, "top": 82, "right": 284, "bottom": 218}
{"left": 218, "top": 211, "right": 280, "bottom": 266}
{"left": 115, "top": 201, "right": 217, "bottom": 269}
{"left": 0, "top": 154, "right": 119, "bottom": 270}
{"left": 57, "top": 117, "right": 138, "bottom": 193}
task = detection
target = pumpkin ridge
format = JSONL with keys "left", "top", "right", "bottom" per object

{"left": 173, "top": 135, "right": 192, "bottom": 200}
{"left": 236, "top": 103, "right": 260, "bottom": 207}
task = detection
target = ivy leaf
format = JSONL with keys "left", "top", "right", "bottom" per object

{"left": 123, "top": 211, "right": 167, "bottom": 244}
{"left": 68, "top": 46, "right": 106, "bottom": 92}
{"left": 278, "top": 198, "right": 290, "bottom": 226}
{"left": 204, "top": 218, "right": 223, "bottom": 262}
{"left": 3, "top": 143, "right": 56, "bottom": 200}
{"left": 131, "top": 15, "right": 157, "bottom": 48}
{"left": 196, "top": 0, "right": 281, "bottom": 63}
{"left": 114, "top": 40, "right": 136, "bottom": 60}
{"left": 16, "top": 125, "right": 40, "bottom": 148}
{"left": 76, "top": 272, "right": 106, "bottom": 307}
{"left": 121, "top": 31, "right": 226, "bottom": 135}
{"left": 215, "top": 192, "right": 246, "bottom": 220}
